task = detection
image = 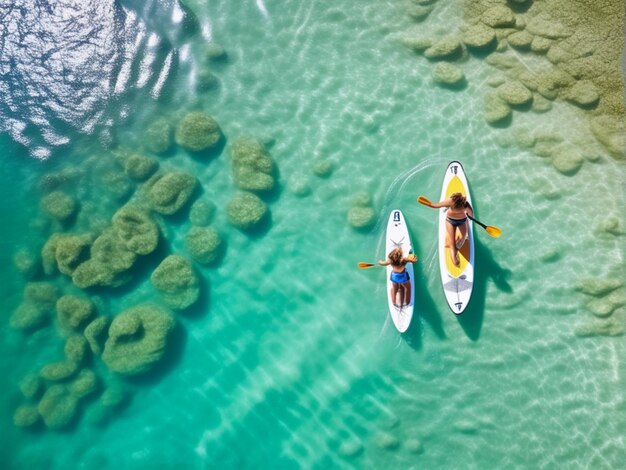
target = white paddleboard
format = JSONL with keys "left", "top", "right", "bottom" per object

{"left": 385, "top": 209, "right": 414, "bottom": 332}
{"left": 438, "top": 161, "right": 474, "bottom": 315}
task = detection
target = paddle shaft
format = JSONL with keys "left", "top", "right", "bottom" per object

{"left": 466, "top": 213, "right": 486, "bottom": 229}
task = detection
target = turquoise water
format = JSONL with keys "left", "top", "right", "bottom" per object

{"left": 1, "top": 0, "right": 625, "bottom": 468}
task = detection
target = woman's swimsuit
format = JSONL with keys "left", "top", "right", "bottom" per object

{"left": 446, "top": 215, "right": 467, "bottom": 227}
{"left": 390, "top": 270, "right": 410, "bottom": 284}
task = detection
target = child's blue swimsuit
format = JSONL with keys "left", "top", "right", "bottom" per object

{"left": 390, "top": 270, "right": 410, "bottom": 283}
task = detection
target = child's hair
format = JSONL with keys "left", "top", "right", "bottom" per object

{"left": 388, "top": 247, "right": 404, "bottom": 267}
{"left": 451, "top": 192, "right": 467, "bottom": 209}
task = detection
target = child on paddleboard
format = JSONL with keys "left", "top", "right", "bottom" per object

{"left": 378, "top": 247, "right": 417, "bottom": 310}
{"left": 427, "top": 192, "right": 473, "bottom": 266}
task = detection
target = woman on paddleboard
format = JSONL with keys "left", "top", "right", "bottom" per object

{"left": 427, "top": 192, "right": 473, "bottom": 267}
{"left": 378, "top": 247, "right": 417, "bottom": 310}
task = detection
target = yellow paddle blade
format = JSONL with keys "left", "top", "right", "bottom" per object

{"left": 417, "top": 196, "right": 433, "bottom": 207}
{"left": 358, "top": 262, "right": 375, "bottom": 269}
{"left": 486, "top": 226, "right": 502, "bottom": 238}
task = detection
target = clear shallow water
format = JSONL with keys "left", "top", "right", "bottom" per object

{"left": 1, "top": 0, "right": 625, "bottom": 468}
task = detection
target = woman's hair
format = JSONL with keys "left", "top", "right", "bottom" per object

{"left": 388, "top": 247, "right": 404, "bottom": 266}
{"left": 451, "top": 192, "right": 467, "bottom": 209}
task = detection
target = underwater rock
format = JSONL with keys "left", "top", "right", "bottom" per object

{"left": 13, "top": 405, "right": 40, "bottom": 428}
{"left": 287, "top": 174, "right": 311, "bottom": 197}
{"left": 551, "top": 147, "right": 583, "bottom": 175}
{"left": 112, "top": 204, "right": 160, "bottom": 255}
{"left": 123, "top": 154, "right": 159, "bottom": 181}
{"left": 575, "top": 316, "right": 624, "bottom": 338}
{"left": 38, "top": 168, "right": 82, "bottom": 193}
{"left": 405, "top": 438, "right": 425, "bottom": 454}
{"left": 536, "top": 69, "right": 575, "bottom": 100}
{"left": 530, "top": 36, "right": 552, "bottom": 54}
{"left": 13, "top": 249, "right": 41, "bottom": 279}
{"left": 347, "top": 193, "right": 376, "bottom": 230}
{"left": 41, "top": 235, "right": 61, "bottom": 275}
{"left": 227, "top": 192, "right": 268, "bottom": 230}
{"left": 84, "top": 316, "right": 111, "bottom": 356}
{"left": 92, "top": 230, "right": 137, "bottom": 271}
{"left": 562, "top": 80, "right": 599, "bottom": 108}
{"left": 102, "top": 304, "right": 176, "bottom": 375}
{"left": 25, "top": 282, "right": 60, "bottom": 310}
{"left": 546, "top": 44, "right": 575, "bottom": 65}
{"left": 54, "top": 234, "right": 92, "bottom": 276}
{"left": 507, "top": 30, "right": 534, "bottom": 50}
{"left": 407, "top": 4, "right": 433, "bottom": 21}
{"left": 65, "top": 334, "right": 90, "bottom": 365}
{"left": 480, "top": 5, "right": 515, "bottom": 28}
{"left": 189, "top": 199, "right": 216, "bottom": 226}
{"left": 484, "top": 92, "right": 511, "bottom": 125}
{"left": 338, "top": 439, "right": 363, "bottom": 458}
{"left": 462, "top": 24, "right": 496, "bottom": 50}
{"left": 151, "top": 255, "right": 200, "bottom": 309}
{"left": 424, "top": 37, "right": 463, "bottom": 60}
{"left": 512, "top": 128, "right": 536, "bottom": 148}
{"left": 487, "top": 77, "right": 506, "bottom": 88}
{"left": 10, "top": 303, "right": 49, "bottom": 331}
{"left": 19, "top": 373, "right": 43, "bottom": 400}
{"left": 143, "top": 118, "right": 174, "bottom": 155}
{"left": 432, "top": 62, "right": 465, "bottom": 86}
{"left": 41, "top": 190, "right": 77, "bottom": 222}
{"left": 175, "top": 111, "right": 222, "bottom": 152}
{"left": 596, "top": 216, "right": 623, "bottom": 236}
{"left": 56, "top": 295, "right": 96, "bottom": 331}
{"left": 186, "top": 226, "right": 222, "bottom": 264}
{"left": 196, "top": 70, "right": 220, "bottom": 91}
{"left": 575, "top": 278, "right": 622, "bottom": 297}
{"left": 142, "top": 171, "right": 197, "bottom": 215}
{"left": 72, "top": 260, "right": 130, "bottom": 290}
{"left": 71, "top": 228, "right": 139, "bottom": 289}
{"left": 586, "top": 298, "right": 616, "bottom": 318}
{"left": 531, "top": 93, "right": 553, "bottom": 113}
{"left": 485, "top": 53, "right": 520, "bottom": 71}
{"left": 312, "top": 159, "right": 334, "bottom": 177}
{"left": 69, "top": 369, "right": 99, "bottom": 399}
{"left": 454, "top": 420, "right": 479, "bottom": 434}
{"left": 497, "top": 81, "right": 532, "bottom": 106}
{"left": 10, "top": 282, "right": 60, "bottom": 331}
{"left": 229, "top": 137, "right": 276, "bottom": 192}
{"left": 526, "top": 12, "right": 570, "bottom": 39}
{"left": 539, "top": 247, "right": 561, "bottom": 263}
{"left": 374, "top": 432, "right": 400, "bottom": 450}
{"left": 38, "top": 384, "right": 79, "bottom": 429}
{"left": 40, "top": 361, "right": 79, "bottom": 382}
{"left": 402, "top": 36, "right": 432, "bottom": 52}
{"left": 205, "top": 43, "right": 228, "bottom": 62}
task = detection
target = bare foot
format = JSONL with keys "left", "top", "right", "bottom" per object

{"left": 451, "top": 251, "right": 460, "bottom": 266}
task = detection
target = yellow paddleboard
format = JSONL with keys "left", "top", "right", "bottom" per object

{"left": 438, "top": 161, "right": 474, "bottom": 314}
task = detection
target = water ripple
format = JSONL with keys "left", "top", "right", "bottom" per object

{"left": 0, "top": 0, "right": 184, "bottom": 159}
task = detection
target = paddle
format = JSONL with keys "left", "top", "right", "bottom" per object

{"left": 358, "top": 253, "right": 417, "bottom": 269}
{"left": 357, "top": 262, "right": 377, "bottom": 269}
{"left": 417, "top": 195, "right": 502, "bottom": 238}
{"left": 466, "top": 213, "right": 502, "bottom": 238}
